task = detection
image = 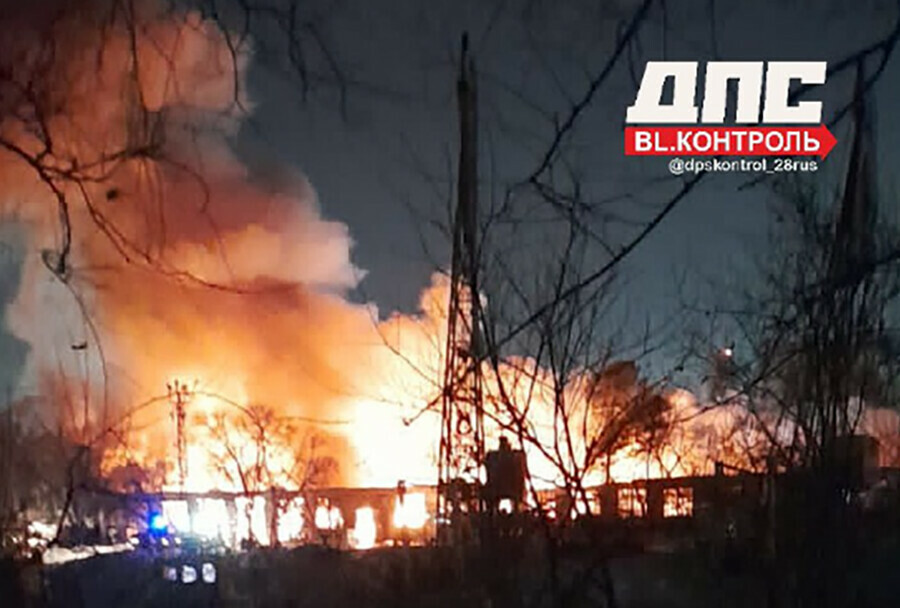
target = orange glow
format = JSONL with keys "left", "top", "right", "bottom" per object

{"left": 351, "top": 507, "right": 377, "bottom": 549}
{"left": 236, "top": 497, "right": 270, "bottom": 545}
{"left": 277, "top": 497, "right": 306, "bottom": 544}
{"left": 0, "top": 0, "right": 764, "bottom": 523}
{"left": 617, "top": 487, "right": 647, "bottom": 518}
{"left": 94, "top": 276, "right": 757, "bottom": 502}
{"left": 94, "top": 276, "right": 750, "bottom": 499}
{"left": 663, "top": 487, "right": 694, "bottom": 518}
{"left": 315, "top": 504, "right": 344, "bottom": 530}
{"left": 392, "top": 493, "right": 428, "bottom": 530}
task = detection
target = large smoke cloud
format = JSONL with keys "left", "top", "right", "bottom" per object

{"left": 0, "top": 0, "right": 414, "bottom": 487}
{"left": 0, "top": 1, "right": 789, "bottom": 493}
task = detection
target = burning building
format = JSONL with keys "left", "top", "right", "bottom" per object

{"left": 0, "top": 1, "right": 899, "bottom": 572}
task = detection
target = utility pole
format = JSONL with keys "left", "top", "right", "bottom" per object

{"left": 437, "top": 33, "right": 486, "bottom": 545}
{"left": 167, "top": 380, "right": 194, "bottom": 491}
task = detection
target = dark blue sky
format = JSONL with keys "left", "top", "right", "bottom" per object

{"left": 231, "top": 0, "right": 900, "bottom": 376}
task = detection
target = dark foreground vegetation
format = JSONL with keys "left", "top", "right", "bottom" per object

{"left": 2, "top": 535, "right": 900, "bottom": 608}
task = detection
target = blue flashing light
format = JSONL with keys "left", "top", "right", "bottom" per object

{"left": 149, "top": 513, "right": 167, "bottom": 532}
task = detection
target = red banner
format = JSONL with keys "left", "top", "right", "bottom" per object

{"left": 625, "top": 125, "right": 837, "bottom": 158}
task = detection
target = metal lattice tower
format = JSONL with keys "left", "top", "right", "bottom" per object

{"left": 830, "top": 60, "right": 877, "bottom": 281}
{"left": 167, "top": 380, "right": 193, "bottom": 490}
{"left": 437, "top": 34, "right": 485, "bottom": 543}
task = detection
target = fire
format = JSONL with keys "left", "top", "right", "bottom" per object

{"left": 0, "top": 0, "right": 766, "bottom": 543}
{"left": 392, "top": 493, "right": 428, "bottom": 530}
{"left": 276, "top": 497, "right": 306, "bottom": 544}
{"left": 94, "top": 276, "right": 734, "bottom": 499}
{"left": 236, "top": 497, "right": 270, "bottom": 544}
{"left": 314, "top": 503, "right": 344, "bottom": 530}
{"left": 157, "top": 494, "right": 306, "bottom": 547}
{"left": 663, "top": 488, "right": 694, "bottom": 518}
{"left": 351, "top": 507, "right": 377, "bottom": 550}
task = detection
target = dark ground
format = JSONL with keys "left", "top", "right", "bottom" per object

{"left": 4, "top": 540, "right": 900, "bottom": 608}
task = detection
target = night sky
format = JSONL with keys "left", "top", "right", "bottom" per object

{"left": 236, "top": 0, "right": 898, "bottom": 322}
{"left": 1, "top": 0, "right": 899, "bottom": 391}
